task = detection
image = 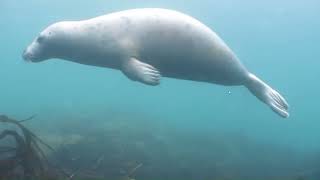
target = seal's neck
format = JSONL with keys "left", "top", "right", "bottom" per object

{"left": 52, "top": 22, "right": 122, "bottom": 69}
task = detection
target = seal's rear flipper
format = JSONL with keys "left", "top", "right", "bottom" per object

{"left": 122, "top": 57, "right": 161, "bottom": 86}
{"left": 245, "top": 73, "right": 289, "bottom": 118}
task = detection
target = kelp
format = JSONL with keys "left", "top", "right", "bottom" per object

{"left": 0, "top": 115, "right": 54, "bottom": 180}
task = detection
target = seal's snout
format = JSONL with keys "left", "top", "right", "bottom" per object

{"left": 22, "top": 49, "right": 33, "bottom": 62}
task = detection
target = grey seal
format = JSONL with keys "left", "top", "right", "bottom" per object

{"left": 22, "top": 8, "right": 289, "bottom": 118}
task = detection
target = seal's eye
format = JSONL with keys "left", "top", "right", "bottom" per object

{"left": 36, "top": 36, "right": 45, "bottom": 43}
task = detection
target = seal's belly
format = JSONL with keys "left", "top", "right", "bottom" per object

{"left": 131, "top": 23, "right": 246, "bottom": 85}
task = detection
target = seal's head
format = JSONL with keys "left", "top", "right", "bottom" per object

{"left": 22, "top": 22, "right": 70, "bottom": 62}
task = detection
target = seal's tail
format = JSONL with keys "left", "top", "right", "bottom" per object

{"left": 245, "top": 73, "right": 289, "bottom": 118}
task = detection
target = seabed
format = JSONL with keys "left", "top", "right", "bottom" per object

{"left": 0, "top": 114, "right": 314, "bottom": 180}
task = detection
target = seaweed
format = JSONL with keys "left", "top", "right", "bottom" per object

{"left": 0, "top": 115, "right": 56, "bottom": 180}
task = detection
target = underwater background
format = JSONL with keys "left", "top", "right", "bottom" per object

{"left": 0, "top": 0, "right": 320, "bottom": 179}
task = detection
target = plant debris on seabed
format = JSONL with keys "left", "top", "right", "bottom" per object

{"left": 0, "top": 115, "right": 140, "bottom": 180}
{"left": 0, "top": 115, "right": 57, "bottom": 180}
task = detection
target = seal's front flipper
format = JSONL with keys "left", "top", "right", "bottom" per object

{"left": 245, "top": 73, "right": 289, "bottom": 118}
{"left": 121, "top": 57, "right": 161, "bottom": 86}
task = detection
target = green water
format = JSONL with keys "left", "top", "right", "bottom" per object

{"left": 1, "top": 0, "right": 320, "bottom": 179}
